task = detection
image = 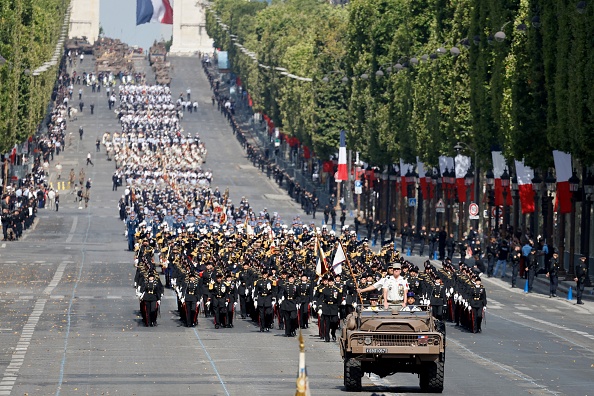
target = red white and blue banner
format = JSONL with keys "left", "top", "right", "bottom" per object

{"left": 335, "top": 130, "right": 348, "bottom": 182}
{"left": 553, "top": 150, "right": 572, "bottom": 214}
{"left": 136, "top": 0, "right": 173, "bottom": 25}
{"left": 514, "top": 159, "right": 535, "bottom": 214}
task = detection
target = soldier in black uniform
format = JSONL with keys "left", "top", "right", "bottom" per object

{"left": 224, "top": 273, "right": 237, "bottom": 327}
{"left": 279, "top": 273, "right": 298, "bottom": 336}
{"left": 510, "top": 245, "right": 521, "bottom": 288}
{"left": 182, "top": 272, "right": 201, "bottom": 327}
{"left": 469, "top": 277, "right": 487, "bottom": 333}
{"left": 546, "top": 251, "right": 560, "bottom": 297}
{"left": 237, "top": 262, "right": 253, "bottom": 319}
{"left": 255, "top": 270, "right": 274, "bottom": 332}
{"left": 210, "top": 272, "right": 227, "bottom": 329}
{"left": 321, "top": 276, "right": 341, "bottom": 342}
{"left": 202, "top": 262, "right": 214, "bottom": 317}
{"left": 430, "top": 277, "right": 447, "bottom": 320}
{"left": 140, "top": 272, "right": 163, "bottom": 327}
{"left": 296, "top": 273, "right": 312, "bottom": 328}
{"left": 574, "top": 256, "right": 588, "bottom": 305}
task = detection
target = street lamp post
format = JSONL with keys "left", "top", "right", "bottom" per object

{"left": 405, "top": 169, "right": 415, "bottom": 226}
{"left": 486, "top": 169, "right": 495, "bottom": 237}
{"left": 582, "top": 172, "right": 594, "bottom": 286}
{"left": 511, "top": 173, "right": 520, "bottom": 234}
{"left": 388, "top": 168, "right": 398, "bottom": 222}
{"left": 566, "top": 170, "right": 581, "bottom": 279}
{"left": 544, "top": 171, "right": 559, "bottom": 270}
{"left": 445, "top": 169, "right": 455, "bottom": 236}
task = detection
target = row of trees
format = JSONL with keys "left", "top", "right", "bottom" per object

{"left": 0, "top": 0, "right": 69, "bottom": 154}
{"left": 206, "top": 0, "right": 594, "bottom": 170}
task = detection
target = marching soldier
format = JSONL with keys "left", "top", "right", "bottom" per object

{"left": 224, "top": 273, "right": 237, "bottom": 327}
{"left": 469, "top": 276, "right": 487, "bottom": 333}
{"left": 255, "top": 269, "right": 274, "bottom": 332}
{"left": 279, "top": 273, "right": 298, "bottom": 337}
{"left": 237, "top": 262, "right": 253, "bottom": 319}
{"left": 296, "top": 273, "right": 312, "bottom": 328}
{"left": 429, "top": 277, "right": 447, "bottom": 320}
{"left": 140, "top": 272, "right": 163, "bottom": 327}
{"left": 321, "top": 275, "right": 341, "bottom": 342}
{"left": 525, "top": 248, "right": 538, "bottom": 293}
{"left": 210, "top": 272, "right": 227, "bottom": 329}
{"left": 182, "top": 272, "right": 201, "bottom": 327}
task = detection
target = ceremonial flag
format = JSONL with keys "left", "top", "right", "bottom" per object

{"left": 315, "top": 237, "right": 327, "bottom": 277}
{"left": 136, "top": 0, "right": 173, "bottom": 25}
{"left": 553, "top": 150, "right": 572, "bottom": 214}
{"left": 417, "top": 159, "right": 428, "bottom": 200}
{"left": 454, "top": 154, "right": 471, "bottom": 203}
{"left": 514, "top": 160, "right": 535, "bottom": 214}
{"left": 336, "top": 130, "right": 348, "bottom": 181}
{"left": 331, "top": 242, "right": 346, "bottom": 275}
{"left": 491, "top": 151, "right": 512, "bottom": 206}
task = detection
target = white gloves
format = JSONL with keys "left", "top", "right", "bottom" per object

{"left": 296, "top": 304, "right": 301, "bottom": 310}
{"left": 181, "top": 297, "right": 185, "bottom": 304}
{"left": 138, "top": 292, "right": 145, "bottom": 301}
{"left": 312, "top": 303, "right": 317, "bottom": 310}
{"left": 245, "top": 289, "right": 249, "bottom": 296}
{"left": 254, "top": 300, "right": 258, "bottom": 309}
{"left": 449, "top": 287, "right": 454, "bottom": 294}
{"left": 171, "top": 279, "right": 176, "bottom": 287}
{"left": 317, "top": 309, "right": 322, "bottom": 316}
{"left": 341, "top": 300, "right": 346, "bottom": 306}
{"left": 272, "top": 298, "right": 277, "bottom": 305}
{"left": 157, "top": 300, "right": 161, "bottom": 306}
{"left": 225, "top": 302, "right": 228, "bottom": 307}
{"left": 352, "top": 302, "right": 357, "bottom": 308}
{"left": 234, "top": 302, "right": 238, "bottom": 307}
{"left": 267, "top": 283, "right": 271, "bottom": 290}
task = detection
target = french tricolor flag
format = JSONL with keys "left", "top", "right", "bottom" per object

{"left": 553, "top": 150, "right": 572, "bottom": 214}
{"left": 336, "top": 130, "right": 347, "bottom": 182}
{"left": 514, "top": 160, "right": 535, "bottom": 214}
{"left": 136, "top": 0, "right": 173, "bottom": 25}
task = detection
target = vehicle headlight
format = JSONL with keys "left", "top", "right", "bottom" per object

{"left": 364, "top": 336, "right": 372, "bottom": 345}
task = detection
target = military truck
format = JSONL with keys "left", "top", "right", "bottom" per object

{"left": 339, "top": 307, "right": 445, "bottom": 392}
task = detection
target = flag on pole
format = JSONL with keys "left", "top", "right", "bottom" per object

{"left": 315, "top": 237, "right": 328, "bottom": 277}
{"left": 491, "top": 151, "right": 512, "bottom": 206}
{"left": 336, "top": 130, "right": 348, "bottom": 181}
{"left": 454, "top": 154, "right": 471, "bottom": 203}
{"left": 514, "top": 160, "right": 535, "bottom": 214}
{"left": 331, "top": 242, "right": 346, "bottom": 275}
{"left": 553, "top": 150, "right": 572, "bottom": 214}
{"left": 136, "top": 0, "right": 173, "bottom": 25}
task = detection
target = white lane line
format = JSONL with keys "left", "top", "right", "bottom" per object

{"left": 44, "top": 261, "right": 68, "bottom": 294}
{"left": 65, "top": 216, "right": 78, "bottom": 243}
{"left": 513, "top": 312, "right": 593, "bottom": 346}
{"left": 0, "top": 299, "right": 47, "bottom": 394}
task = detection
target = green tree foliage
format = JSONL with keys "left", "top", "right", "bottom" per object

{"left": 0, "top": 0, "right": 70, "bottom": 153}
{"left": 206, "top": 0, "right": 594, "bottom": 168}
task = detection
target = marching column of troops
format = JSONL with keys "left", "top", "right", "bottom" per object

{"left": 110, "top": 82, "right": 487, "bottom": 333}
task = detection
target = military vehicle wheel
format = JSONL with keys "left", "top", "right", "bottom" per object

{"left": 419, "top": 360, "right": 444, "bottom": 393}
{"left": 344, "top": 357, "right": 362, "bottom": 392}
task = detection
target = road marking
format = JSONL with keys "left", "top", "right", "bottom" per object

{"left": 44, "top": 261, "right": 68, "bottom": 294}
{"left": 65, "top": 216, "right": 78, "bottom": 243}
{"left": 193, "top": 328, "right": 230, "bottom": 396}
{"left": 0, "top": 298, "right": 47, "bottom": 395}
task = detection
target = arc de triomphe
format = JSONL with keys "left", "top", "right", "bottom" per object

{"left": 68, "top": 0, "right": 212, "bottom": 54}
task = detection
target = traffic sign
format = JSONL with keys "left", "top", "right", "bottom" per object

{"left": 408, "top": 198, "right": 417, "bottom": 207}
{"left": 469, "top": 203, "right": 479, "bottom": 216}
{"left": 354, "top": 180, "right": 362, "bottom": 195}
{"left": 436, "top": 198, "right": 445, "bottom": 213}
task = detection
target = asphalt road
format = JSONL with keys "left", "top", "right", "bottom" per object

{"left": 0, "top": 55, "right": 593, "bottom": 396}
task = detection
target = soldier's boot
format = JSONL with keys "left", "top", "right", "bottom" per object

{"left": 477, "top": 317, "right": 482, "bottom": 333}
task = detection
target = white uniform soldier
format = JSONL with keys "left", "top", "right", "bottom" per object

{"left": 382, "top": 262, "right": 409, "bottom": 309}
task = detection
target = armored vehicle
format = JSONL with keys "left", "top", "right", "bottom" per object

{"left": 339, "top": 307, "right": 445, "bottom": 392}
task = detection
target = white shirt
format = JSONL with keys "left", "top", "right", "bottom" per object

{"left": 383, "top": 275, "right": 409, "bottom": 302}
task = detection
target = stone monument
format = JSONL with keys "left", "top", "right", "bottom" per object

{"left": 68, "top": 0, "right": 100, "bottom": 44}
{"left": 169, "top": 0, "right": 213, "bottom": 55}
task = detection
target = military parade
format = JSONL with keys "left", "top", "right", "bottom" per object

{"left": 3, "top": 0, "right": 594, "bottom": 394}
